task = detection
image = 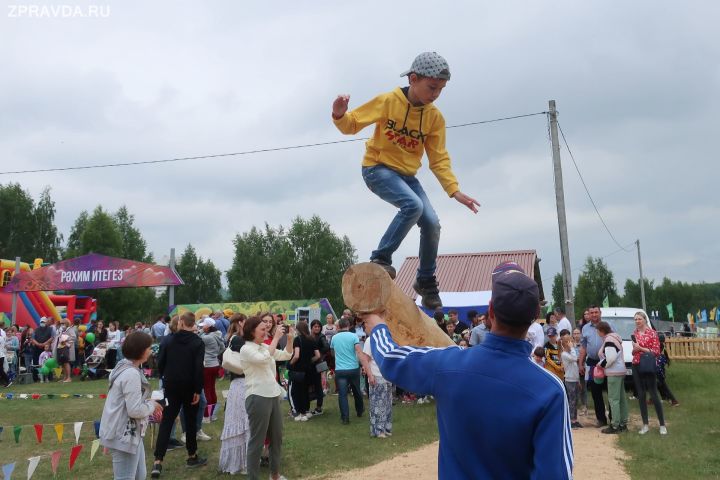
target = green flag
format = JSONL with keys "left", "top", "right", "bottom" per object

{"left": 666, "top": 303, "right": 674, "bottom": 319}
{"left": 602, "top": 295, "right": 609, "bottom": 308}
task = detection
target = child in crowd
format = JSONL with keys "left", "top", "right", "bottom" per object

{"left": 332, "top": 52, "right": 480, "bottom": 309}
{"left": 446, "top": 322, "right": 462, "bottom": 344}
{"left": 38, "top": 344, "right": 53, "bottom": 382}
{"left": 544, "top": 327, "right": 564, "bottom": 380}
{"left": 532, "top": 347, "right": 545, "bottom": 366}
{"left": 572, "top": 327, "right": 588, "bottom": 415}
{"left": 560, "top": 333, "right": 582, "bottom": 429}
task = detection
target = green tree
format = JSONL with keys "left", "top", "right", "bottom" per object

{"left": 174, "top": 244, "right": 222, "bottom": 304}
{"left": 573, "top": 256, "right": 619, "bottom": 319}
{"left": 0, "top": 183, "right": 62, "bottom": 263}
{"left": 64, "top": 206, "right": 157, "bottom": 323}
{"left": 228, "top": 215, "right": 357, "bottom": 310}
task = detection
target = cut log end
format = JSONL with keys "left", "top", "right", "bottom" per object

{"left": 342, "top": 262, "right": 392, "bottom": 313}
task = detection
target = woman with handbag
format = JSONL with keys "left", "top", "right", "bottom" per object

{"left": 309, "top": 320, "right": 330, "bottom": 415}
{"left": 240, "top": 315, "right": 294, "bottom": 480}
{"left": 219, "top": 314, "right": 250, "bottom": 475}
{"left": 288, "top": 321, "right": 321, "bottom": 422}
{"left": 631, "top": 311, "right": 667, "bottom": 435}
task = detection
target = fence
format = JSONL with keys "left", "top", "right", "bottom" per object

{"left": 665, "top": 338, "right": 720, "bottom": 361}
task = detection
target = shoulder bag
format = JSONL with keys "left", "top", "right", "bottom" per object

{"left": 638, "top": 351, "right": 657, "bottom": 374}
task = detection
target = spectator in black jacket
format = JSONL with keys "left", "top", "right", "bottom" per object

{"left": 151, "top": 312, "right": 207, "bottom": 478}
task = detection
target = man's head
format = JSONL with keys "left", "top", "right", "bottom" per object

{"left": 588, "top": 305, "right": 601, "bottom": 325}
{"left": 488, "top": 262, "right": 540, "bottom": 338}
{"left": 337, "top": 317, "right": 350, "bottom": 331}
{"left": 401, "top": 52, "right": 450, "bottom": 105}
{"left": 448, "top": 310, "right": 458, "bottom": 323}
{"left": 553, "top": 307, "right": 566, "bottom": 319}
{"left": 467, "top": 309, "right": 478, "bottom": 325}
{"left": 39, "top": 317, "right": 48, "bottom": 327}
{"left": 446, "top": 322, "right": 456, "bottom": 334}
{"left": 433, "top": 310, "right": 445, "bottom": 324}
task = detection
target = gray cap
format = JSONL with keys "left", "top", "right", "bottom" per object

{"left": 400, "top": 52, "right": 451, "bottom": 80}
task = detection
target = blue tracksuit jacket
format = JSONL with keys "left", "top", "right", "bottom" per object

{"left": 370, "top": 324, "right": 573, "bottom": 479}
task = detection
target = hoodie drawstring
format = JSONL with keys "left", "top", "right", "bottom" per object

{"left": 401, "top": 103, "right": 410, "bottom": 130}
{"left": 401, "top": 103, "right": 425, "bottom": 145}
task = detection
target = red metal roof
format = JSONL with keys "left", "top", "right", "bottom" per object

{"left": 395, "top": 250, "right": 542, "bottom": 299}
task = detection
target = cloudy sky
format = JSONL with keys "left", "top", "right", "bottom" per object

{"left": 1, "top": 0, "right": 718, "bottom": 297}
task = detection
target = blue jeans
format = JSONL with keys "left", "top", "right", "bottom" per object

{"left": 335, "top": 368, "right": 364, "bottom": 421}
{"left": 362, "top": 165, "right": 441, "bottom": 278}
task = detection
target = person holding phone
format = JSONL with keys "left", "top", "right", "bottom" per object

{"left": 240, "top": 316, "right": 295, "bottom": 480}
{"left": 100, "top": 331, "right": 164, "bottom": 479}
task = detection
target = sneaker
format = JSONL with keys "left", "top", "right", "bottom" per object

{"left": 186, "top": 455, "right": 207, "bottom": 468}
{"left": 618, "top": 423, "right": 628, "bottom": 432}
{"left": 671, "top": 400, "right": 680, "bottom": 407}
{"left": 260, "top": 456, "right": 270, "bottom": 467}
{"left": 571, "top": 421, "right": 583, "bottom": 429}
{"left": 659, "top": 426, "right": 668, "bottom": 435}
{"left": 294, "top": 414, "right": 308, "bottom": 422}
{"left": 413, "top": 277, "right": 442, "bottom": 309}
{"left": 357, "top": 410, "right": 364, "bottom": 418}
{"left": 376, "top": 432, "right": 387, "bottom": 438}
{"left": 197, "top": 430, "right": 212, "bottom": 441}
{"left": 180, "top": 433, "right": 186, "bottom": 444}
{"left": 311, "top": 408, "right": 324, "bottom": 416}
{"left": 639, "top": 425, "right": 649, "bottom": 435}
{"left": 202, "top": 417, "right": 211, "bottom": 424}
{"left": 151, "top": 463, "right": 162, "bottom": 478}
{"left": 384, "top": 431, "right": 392, "bottom": 436}
{"left": 341, "top": 418, "right": 350, "bottom": 425}
{"left": 371, "top": 259, "right": 396, "bottom": 279}
{"left": 601, "top": 425, "right": 620, "bottom": 434}
{"left": 167, "top": 438, "right": 184, "bottom": 450}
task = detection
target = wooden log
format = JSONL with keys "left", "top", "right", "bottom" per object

{"left": 342, "top": 262, "right": 454, "bottom": 348}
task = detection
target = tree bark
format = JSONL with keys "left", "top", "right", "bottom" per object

{"left": 342, "top": 262, "right": 453, "bottom": 348}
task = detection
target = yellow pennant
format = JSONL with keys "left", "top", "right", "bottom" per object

{"left": 54, "top": 423, "right": 64, "bottom": 442}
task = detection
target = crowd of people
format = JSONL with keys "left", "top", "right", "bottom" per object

{"left": 0, "top": 315, "right": 163, "bottom": 386}
{"left": 2, "top": 298, "right": 681, "bottom": 479}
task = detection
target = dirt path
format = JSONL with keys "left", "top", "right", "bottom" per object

{"left": 328, "top": 418, "right": 628, "bottom": 480}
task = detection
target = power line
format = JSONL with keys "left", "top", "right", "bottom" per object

{"left": 557, "top": 122, "right": 634, "bottom": 253}
{"left": 0, "top": 111, "right": 548, "bottom": 176}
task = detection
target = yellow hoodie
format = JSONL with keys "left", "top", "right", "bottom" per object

{"left": 333, "top": 87, "right": 459, "bottom": 196}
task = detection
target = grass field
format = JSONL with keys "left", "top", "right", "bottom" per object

{"left": 616, "top": 362, "right": 720, "bottom": 479}
{"left": 0, "top": 377, "right": 439, "bottom": 479}
{"left": 3, "top": 361, "right": 717, "bottom": 479}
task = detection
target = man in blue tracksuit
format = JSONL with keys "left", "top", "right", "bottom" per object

{"left": 364, "top": 262, "right": 573, "bottom": 479}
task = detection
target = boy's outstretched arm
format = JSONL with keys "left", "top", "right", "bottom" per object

{"left": 331, "top": 94, "right": 385, "bottom": 135}
{"left": 451, "top": 191, "right": 480, "bottom": 213}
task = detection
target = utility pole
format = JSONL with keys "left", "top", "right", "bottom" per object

{"left": 636, "top": 239, "right": 647, "bottom": 312}
{"left": 548, "top": 100, "right": 575, "bottom": 324}
{"left": 168, "top": 248, "right": 176, "bottom": 308}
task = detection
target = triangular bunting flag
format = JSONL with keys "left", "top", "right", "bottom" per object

{"left": 73, "top": 422, "right": 82, "bottom": 444}
{"left": 33, "top": 424, "right": 43, "bottom": 444}
{"left": 19, "top": 394, "right": 28, "bottom": 399}
{"left": 13, "top": 425, "right": 22, "bottom": 444}
{"left": 93, "top": 420, "right": 100, "bottom": 438}
{"left": 68, "top": 444, "right": 83, "bottom": 470}
{"left": 27, "top": 456, "right": 41, "bottom": 480}
{"left": 54, "top": 424, "right": 64, "bottom": 443}
{"left": 50, "top": 451, "right": 62, "bottom": 476}
{"left": 2, "top": 462, "right": 15, "bottom": 479}
{"left": 90, "top": 439, "right": 100, "bottom": 461}
{"left": 47, "top": 393, "right": 55, "bottom": 399}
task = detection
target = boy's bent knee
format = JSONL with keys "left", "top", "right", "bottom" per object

{"left": 399, "top": 197, "right": 424, "bottom": 220}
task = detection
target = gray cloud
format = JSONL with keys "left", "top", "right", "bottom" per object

{"left": 1, "top": 0, "right": 718, "bottom": 297}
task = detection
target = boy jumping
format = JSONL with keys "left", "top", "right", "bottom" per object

{"left": 332, "top": 52, "right": 479, "bottom": 309}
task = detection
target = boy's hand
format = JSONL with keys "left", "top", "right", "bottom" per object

{"left": 332, "top": 95, "right": 350, "bottom": 119}
{"left": 452, "top": 191, "right": 480, "bottom": 213}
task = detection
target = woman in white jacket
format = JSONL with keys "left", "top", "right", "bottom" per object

{"left": 100, "top": 332, "right": 163, "bottom": 479}
{"left": 239, "top": 316, "right": 294, "bottom": 480}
